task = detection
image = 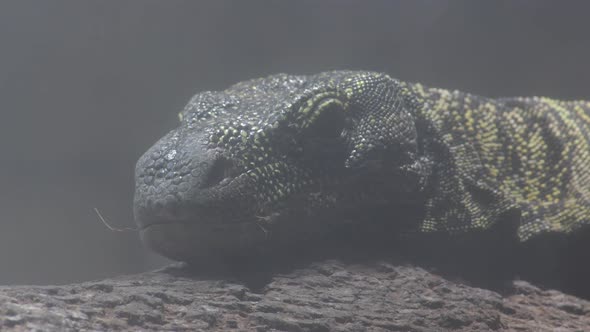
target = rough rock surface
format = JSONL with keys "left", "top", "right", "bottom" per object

{"left": 1, "top": 260, "right": 589, "bottom": 331}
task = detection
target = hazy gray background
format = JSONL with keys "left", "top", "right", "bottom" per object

{"left": 1, "top": 0, "right": 589, "bottom": 285}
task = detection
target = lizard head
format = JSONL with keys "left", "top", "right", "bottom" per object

{"left": 133, "top": 71, "right": 428, "bottom": 262}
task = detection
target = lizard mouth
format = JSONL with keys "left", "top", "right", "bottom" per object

{"left": 138, "top": 218, "right": 268, "bottom": 262}
{"left": 133, "top": 154, "right": 268, "bottom": 261}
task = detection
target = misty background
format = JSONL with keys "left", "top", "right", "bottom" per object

{"left": 1, "top": 1, "right": 589, "bottom": 285}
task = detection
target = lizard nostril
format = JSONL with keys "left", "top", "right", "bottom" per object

{"left": 203, "top": 157, "right": 236, "bottom": 188}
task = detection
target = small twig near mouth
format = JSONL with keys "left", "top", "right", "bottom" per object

{"left": 256, "top": 215, "right": 276, "bottom": 240}
{"left": 255, "top": 219, "right": 269, "bottom": 240}
{"left": 93, "top": 208, "right": 138, "bottom": 232}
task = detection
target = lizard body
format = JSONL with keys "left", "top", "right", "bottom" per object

{"left": 133, "top": 71, "right": 590, "bottom": 261}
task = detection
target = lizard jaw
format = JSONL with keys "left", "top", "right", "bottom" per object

{"left": 139, "top": 219, "right": 268, "bottom": 262}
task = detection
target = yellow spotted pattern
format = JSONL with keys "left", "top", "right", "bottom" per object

{"left": 414, "top": 85, "right": 590, "bottom": 240}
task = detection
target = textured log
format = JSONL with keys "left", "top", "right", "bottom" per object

{"left": 1, "top": 260, "right": 589, "bottom": 331}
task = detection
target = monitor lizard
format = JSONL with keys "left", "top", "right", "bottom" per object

{"left": 133, "top": 71, "right": 590, "bottom": 262}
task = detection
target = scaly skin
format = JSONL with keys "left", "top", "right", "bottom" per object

{"left": 133, "top": 71, "right": 590, "bottom": 261}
